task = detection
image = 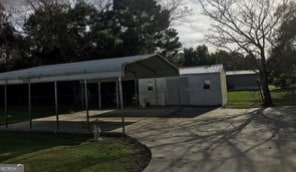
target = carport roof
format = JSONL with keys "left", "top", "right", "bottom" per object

{"left": 0, "top": 54, "right": 179, "bottom": 85}
{"left": 226, "top": 70, "right": 259, "bottom": 75}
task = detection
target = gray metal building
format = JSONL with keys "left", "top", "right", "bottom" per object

{"left": 138, "top": 64, "right": 228, "bottom": 107}
{"left": 226, "top": 70, "right": 260, "bottom": 90}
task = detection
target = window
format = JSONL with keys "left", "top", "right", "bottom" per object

{"left": 203, "top": 80, "right": 211, "bottom": 89}
{"left": 147, "top": 83, "right": 154, "bottom": 91}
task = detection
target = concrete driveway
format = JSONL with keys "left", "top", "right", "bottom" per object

{"left": 124, "top": 107, "right": 296, "bottom": 172}
{"left": 1, "top": 107, "right": 296, "bottom": 172}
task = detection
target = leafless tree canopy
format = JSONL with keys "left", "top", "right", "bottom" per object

{"left": 160, "top": 0, "right": 192, "bottom": 24}
{"left": 198, "top": 0, "right": 287, "bottom": 57}
{"left": 198, "top": 0, "right": 290, "bottom": 105}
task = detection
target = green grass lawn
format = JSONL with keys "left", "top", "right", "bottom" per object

{"left": 0, "top": 132, "right": 139, "bottom": 172}
{"left": 227, "top": 91, "right": 261, "bottom": 108}
{"left": 227, "top": 87, "right": 296, "bottom": 109}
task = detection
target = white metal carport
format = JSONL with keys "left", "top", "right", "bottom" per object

{"left": 0, "top": 54, "right": 178, "bottom": 134}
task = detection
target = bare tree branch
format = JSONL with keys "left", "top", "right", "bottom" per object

{"left": 159, "top": 0, "right": 193, "bottom": 25}
{"left": 198, "top": 0, "right": 290, "bottom": 105}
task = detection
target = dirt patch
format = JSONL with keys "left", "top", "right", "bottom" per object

{"left": 125, "top": 136, "right": 151, "bottom": 172}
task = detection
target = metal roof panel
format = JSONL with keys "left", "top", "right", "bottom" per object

{"left": 226, "top": 70, "right": 259, "bottom": 75}
{"left": 179, "top": 64, "right": 223, "bottom": 75}
{"left": 0, "top": 54, "right": 179, "bottom": 84}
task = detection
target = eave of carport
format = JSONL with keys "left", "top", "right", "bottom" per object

{"left": 0, "top": 54, "right": 179, "bottom": 134}
{"left": 0, "top": 54, "right": 178, "bottom": 84}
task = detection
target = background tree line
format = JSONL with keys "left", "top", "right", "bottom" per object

{"left": 0, "top": 0, "right": 184, "bottom": 71}
{"left": 182, "top": 45, "right": 259, "bottom": 71}
{"left": 267, "top": 1, "right": 296, "bottom": 89}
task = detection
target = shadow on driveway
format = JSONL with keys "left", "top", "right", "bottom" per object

{"left": 127, "top": 107, "right": 296, "bottom": 172}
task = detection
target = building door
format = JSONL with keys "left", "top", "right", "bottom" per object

{"left": 166, "top": 77, "right": 189, "bottom": 106}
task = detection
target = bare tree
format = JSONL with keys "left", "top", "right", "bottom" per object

{"left": 159, "top": 0, "right": 192, "bottom": 25}
{"left": 198, "top": 0, "right": 289, "bottom": 106}
{"left": 92, "top": 0, "right": 112, "bottom": 11}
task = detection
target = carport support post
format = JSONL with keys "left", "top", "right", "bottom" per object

{"left": 4, "top": 81, "right": 8, "bottom": 128}
{"left": 116, "top": 80, "right": 119, "bottom": 109}
{"left": 28, "top": 81, "right": 32, "bottom": 129}
{"left": 118, "top": 77, "right": 125, "bottom": 134}
{"left": 154, "top": 78, "right": 159, "bottom": 106}
{"left": 177, "top": 81, "right": 181, "bottom": 109}
{"left": 98, "top": 81, "right": 102, "bottom": 110}
{"left": 134, "top": 79, "right": 138, "bottom": 98}
{"left": 84, "top": 80, "right": 90, "bottom": 131}
{"left": 54, "top": 81, "right": 59, "bottom": 130}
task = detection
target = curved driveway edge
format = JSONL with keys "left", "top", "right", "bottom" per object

{"left": 126, "top": 107, "right": 296, "bottom": 172}
{"left": 1, "top": 107, "right": 295, "bottom": 172}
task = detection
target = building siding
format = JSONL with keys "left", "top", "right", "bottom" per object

{"left": 139, "top": 73, "right": 226, "bottom": 107}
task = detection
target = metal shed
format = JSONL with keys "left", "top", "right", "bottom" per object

{"left": 226, "top": 70, "right": 260, "bottom": 90}
{"left": 138, "top": 64, "right": 228, "bottom": 107}
{"left": 0, "top": 54, "right": 178, "bottom": 133}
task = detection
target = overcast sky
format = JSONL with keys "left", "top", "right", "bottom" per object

{"left": 173, "top": 0, "right": 211, "bottom": 49}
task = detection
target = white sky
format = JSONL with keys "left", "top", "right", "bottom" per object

{"left": 172, "top": 0, "right": 211, "bottom": 49}
{"left": 174, "top": 0, "right": 283, "bottom": 51}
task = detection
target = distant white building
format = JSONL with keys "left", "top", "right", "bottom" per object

{"left": 138, "top": 64, "right": 228, "bottom": 107}
{"left": 226, "top": 70, "right": 260, "bottom": 90}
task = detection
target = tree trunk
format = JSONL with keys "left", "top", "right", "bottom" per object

{"left": 260, "top": 52, "right": 273, "bottom": 106}
{"left": 261, "top": 68, "right": 273, "bottom": 106}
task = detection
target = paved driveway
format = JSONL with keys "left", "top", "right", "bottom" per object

{"left": 1, "top": 107, "right": 296, "bottom": 172}
{"left": 125, "top": 107, "right": 296, "bottom": 172}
